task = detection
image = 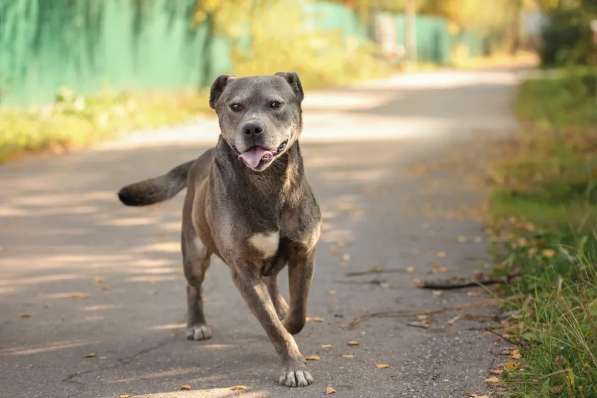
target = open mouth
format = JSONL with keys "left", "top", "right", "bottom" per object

{"left": 236, "top": 140, "right": 288, "bottom": 170}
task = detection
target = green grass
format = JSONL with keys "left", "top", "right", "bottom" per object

{"left": 0, "top": 89, "right": 211, "bottom": 163}
{"left": 489, "top": 68, "right": 597, "bottom": 397}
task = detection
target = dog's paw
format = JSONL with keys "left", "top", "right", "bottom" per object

{"left": 185, "top": 324, "right": 213, "bottom": 341}
{"left": 278, "top": 362, "right": 313, "bottom": 387}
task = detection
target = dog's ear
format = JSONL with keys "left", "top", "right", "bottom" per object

{"left": 209, "top": 75, "right": 231, "bottom": 109}
{"left": 275, "top": 72, "right": 304, "bottom": 103}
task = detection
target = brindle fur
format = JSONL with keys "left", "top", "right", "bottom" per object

{"left": 118, "top": 73, "right": 321, "bottom": 387}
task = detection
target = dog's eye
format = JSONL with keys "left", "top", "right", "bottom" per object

{"left": 269, "top": 101, "right": 282, "bottom": 109}
{"left": 229, "top": 103, "right": 243, "bottom": 112}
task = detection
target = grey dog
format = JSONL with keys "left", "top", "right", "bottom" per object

{"left": 118, "top": 72, "right": 321, "bottom": 387}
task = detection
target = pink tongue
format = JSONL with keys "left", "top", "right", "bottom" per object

{"left": 239, "top": 147, "right": 273, "bottom": 169}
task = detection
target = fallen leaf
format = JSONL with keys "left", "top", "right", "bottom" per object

{"left": 503, "top": 360, "right": 519, "bottom": 371}
{"left": 321, "top": 344, "right": 333, "bottom": 349}
{"left": 407, "top": 320, "right": 432, "bottom": 329}
{"left": 375, "top": 363, "right": 390, "bottom": 369}
{"left": 347, "top": 340, "right": 360, "bottom": 346}
{"left": 342, "top": 354, "right": 354, "bottom": 359}
{"left": 511, "top": 348, "right": 521, "bottom": 359}
{"left": 325, "top": 386, "right": 337, "bottom": 394}
{"left": 118, "top": 395, "right": 130, "bottom": 398}
{"left": 305, "top": 355, "right": 320, "bottom": 361}
{"left": 542, "top": 249, "right": 556, "bottom": 258}
{"left": 306, "top": 316, "right": 324, "bottom": 323}
{"left": 84, "top": 352, "right": 97, "bottom": 359}
{"left": 229, "top": 385, "right": 248, "bottom": 391}
{"left": 180, "top": 384, "right": 192, "bottom": 391}
{"left": 485, "top": 376, "right": 500, "bottom": 384}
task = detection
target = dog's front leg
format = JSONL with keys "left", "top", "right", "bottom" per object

{"left": 284, "top": 249, "right": 314, "bottom": 335}
{"left": 232, "top": 267, "right": 313, "bottom": 387}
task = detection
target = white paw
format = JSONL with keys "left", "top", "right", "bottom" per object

{"left": 278, "top": 364, "right": 314, "bottom": 387}
{"left": 185, "top": 324, "right": 213, "bottom": 341}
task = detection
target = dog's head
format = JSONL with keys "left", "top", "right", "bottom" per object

{"left": 209, "top": 72, "right": 304, "bottom": 172}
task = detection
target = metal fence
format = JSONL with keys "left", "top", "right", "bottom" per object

{"left": 0, "top": 1, "right": 483, "bottom": 106}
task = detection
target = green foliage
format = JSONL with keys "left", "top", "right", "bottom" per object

{"left": 231, "top": 0, "right": 391, "bottom": 88}
{"left": 0, "top": 89, "right": 210, "bottom": 162}
{"left": 489, "top": 69, "right": 597, "bottom": 397}
{"left": 538, "top": 0, "right": 597, "bottom": 66}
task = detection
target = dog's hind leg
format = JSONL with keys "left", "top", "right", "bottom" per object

{"left": 182, "top": 229, "right": 212, "bottom": 341}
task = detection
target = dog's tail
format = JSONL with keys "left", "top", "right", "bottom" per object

{"left": 118, "top": 160, "right": 194, "bottom": 206}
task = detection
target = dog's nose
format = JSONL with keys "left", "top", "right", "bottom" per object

{"left": 242, "top": 122, "right": 263, "bottom": 136}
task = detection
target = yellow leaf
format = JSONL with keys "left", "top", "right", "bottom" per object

{"left": 503, "top": 360, "right": 519, "bottom": 371}
{"left": 84, "top": 352, "right": 96, "bottom": 358}
{"left": 347, "top": 340, "right": 360, "bottom": 346}
{"left": 542, "top": 249, "right": 556, "bottom": 258}
{"left": 485, "top": 376, "right": 500, "bottom": 384}
{"left": 511, "top": 348, "right": 521, "bottom": 359}
{"left": 325, "top": 386, "right": 336, "bottom": 394}
{"left": 342, "top": 354, "right": 354, "bottom": 358}
{"left": 306, "top": 316, "right": 324, "bottom": 323}
{"left": 118, "top": 395, "right": 131, "bottom": 398}
{"left": 229, "top": 385, "right": 248, "bottom": 391}
{"left": 180, "top": 384, "right": 192, "bottom": 391}
{"left": 305, "top": 355, "right": 320, "bottom": 361}
{"left": 375, "top": 363, "right": 390, "bottom": 369}
{"left": 321, "top": 344, "right": 333, "bottom": 348}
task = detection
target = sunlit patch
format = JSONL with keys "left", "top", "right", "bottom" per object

{"left": 0, "top": 286, "right": 16, "bottom": 295}
{"left": 150, "top": 322, "right": 185, "bottom": 331}
{"left": 45, "top": 291, "right": 89, "bottom": 300}
{"left": 133, "top": 242, "right": 180, "bottom": 253}
{"left": 0, "top": 273, "right": 81, "bottom": 287}
{"left": 0, "top": 207, "right": 26, "bottom": 216}
{"left": 0, "top": 340, "right": 93, "bottom": 357}
{"left": 119, "top": 387, "right": 266, "bottom": 398}
{"left": 101, "top": 217, "right": 156, "bottom": 226}
{"left": 126, "top": 275, "right": 177, "bottom": 283}
{"left": 81, "top": 304, "right": 118, "bottom": 312}
{"left": 112, "top": 367, "right": 198, "bottom": 383}
{"left": 129, "top": 258, "right": 171, "bottom": 268}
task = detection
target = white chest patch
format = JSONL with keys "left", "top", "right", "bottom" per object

{"left": 248, "top": 231, "right": 279, "bottom": 258}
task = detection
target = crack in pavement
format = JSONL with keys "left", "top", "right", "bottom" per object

{"left": 62, "top": 336, "right": 174, "bottom": 387}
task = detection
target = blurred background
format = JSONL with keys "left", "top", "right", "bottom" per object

{"left": 0, "top": 0, "right": 594, "bottom": 160}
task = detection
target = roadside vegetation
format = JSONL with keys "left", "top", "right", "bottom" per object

{"left": 0, "top": 90, "right": 211, "bottom": 163}
{"left": 488, "top": 68, "right": 596, "bottom": 397}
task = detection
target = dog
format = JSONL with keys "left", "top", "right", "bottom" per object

{"left": 117, "top": 72, "right": 321, "bottom": 387}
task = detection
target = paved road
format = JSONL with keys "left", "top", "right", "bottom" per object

{"left": 0, "top": 68, "right": 524, "bottom": 398}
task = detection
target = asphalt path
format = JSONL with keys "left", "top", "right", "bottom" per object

{"left": 0, "top": 67, "right": 525, "bottom": 398}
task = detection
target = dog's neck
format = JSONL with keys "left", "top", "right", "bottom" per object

{"left": 214, "top": 136, "right": 304, "bottom": 203}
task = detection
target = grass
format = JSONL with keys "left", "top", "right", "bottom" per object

{"left": 488, "top": 68, "right": 597, "bottom": 397}
{"left": 0, "top": 89, "right": 211, "bottom": 163}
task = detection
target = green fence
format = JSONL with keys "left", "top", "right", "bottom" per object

{"left": 0, "top": 0, "right": 231, "bottom": 106}
{"left": 388, "top": 13, "right": 484, "bottom": 64}
{"left": 0, "top": 1, "right": 483, "bottom": 107}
